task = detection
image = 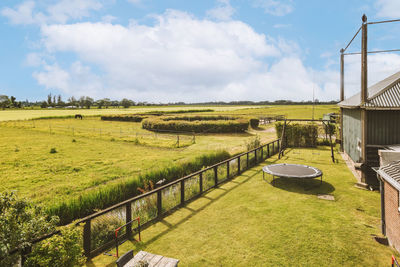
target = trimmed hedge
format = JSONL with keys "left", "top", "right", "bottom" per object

{"left": 275, "top": 122, "right": 318, "bottom": 147}
{"left": 143, "top": 109, "right": 214, "bottom": 115}
{"left": 142, "top": 116, "right": 249, "bottom": 133}
{"left": 101, "top": 115, "right": 146, "bottom": 122}
{"left": 249, "top": 118, "right": 260, "bottom": 128}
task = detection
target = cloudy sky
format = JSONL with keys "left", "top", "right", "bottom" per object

{"left": 1, "top": 0, "right": 400, "bottom": 103}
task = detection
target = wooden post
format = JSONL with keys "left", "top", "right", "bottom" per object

{"left": 214, "top": 166, "right": 218, "bottom": 186}
{"left": 157, "top": 191, "right": 162, "bottom": 217}
{"left": 261, "top": 147, "right": 263, "bottom": 159}
{"left": 199, "top": 172, "right": 203, "bottom": 193}
{"left": 340, "top": 49, "right": 345, "bottom": 152}
{"left": 278, "top": 120, "right": 286, "bottom": 159}
{"left": 361, "top": 14, "right": 368, "bottom": 183}
{"left": 83, "top": 220, "right": 91, "bottom": 258}
{"left": 238, "top": 156, "right": 241, "bottom": 174}
{"left": 246, "top": 153, "right": 249, "bottom": 169}
{"left": 180, "top": 180, "right": 185, "bottom": 205}
{"left": 126, "top": 203, "right": 132, "bottom": 239}
{"left": 254, "top": 149, "right": 257, "bottom": 164}
{"left": 177, "top": 135, "right": 180, "bottom": 147}
{"left": 267, "top": 144, "right": 270, "bottom": 158}
{"left": 328, "top": 123, "right": 335, "bottom": 163}
{"left": 227, "top": 161, "right": 230, "bottom": 179}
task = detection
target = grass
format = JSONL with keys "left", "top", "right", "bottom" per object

{"left": 90, "top": 147, "right": 399, "bottom": 266}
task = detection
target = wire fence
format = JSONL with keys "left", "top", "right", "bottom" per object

{"left": 7, "top": 139, "right": 280, "bottom": 263}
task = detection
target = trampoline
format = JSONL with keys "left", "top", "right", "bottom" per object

{"left": 262, "top": 163, "right": 323, "bottom": 185}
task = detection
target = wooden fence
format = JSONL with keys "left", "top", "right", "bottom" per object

{"left": 8, "top": 139, "right": 280, "bottom": 263}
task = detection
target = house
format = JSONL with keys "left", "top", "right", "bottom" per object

{"left": 338, "top": 71, "right": 400, "bottom": 187}
{"left": 376, "top": 154, "right": 400, "bottom": 253}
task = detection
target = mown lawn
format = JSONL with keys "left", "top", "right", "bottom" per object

{"left": 90, "top": 147, "right": 398, "bottom": 266}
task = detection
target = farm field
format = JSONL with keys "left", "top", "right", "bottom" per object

{"left": 91, "top": 147, "right": 398, "bottom": 266}
{"left": 0, "top": 105, "right": 261, "bottom": 121}
{"left": 0, "top": 105, "right": 337, "bottom": 220}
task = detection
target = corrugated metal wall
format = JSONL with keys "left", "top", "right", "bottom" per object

{"left": 367, "top": 110, "right": 400, "bottom": 145}
{"left": 343, "top": 108, "right": 362, "bottom": 162}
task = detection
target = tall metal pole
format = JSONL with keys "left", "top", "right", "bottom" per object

{"left": 340, "top": 49, "right": 344, "bottom": 151}
{"left": 361, "top": 14, "right": 368, "bottom": 183}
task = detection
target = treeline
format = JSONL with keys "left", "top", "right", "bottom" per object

{"left": 0, "top": 93, "right": 339, "bottom": 110}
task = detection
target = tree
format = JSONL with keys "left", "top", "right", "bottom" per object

{"left": 47, "top": 94, "right": 52, "bottom": 106}
{"left": 10, "top": 96, "right": 16, "bottom": 108}
{"left": 67, "top": 96, "right": 77, "bottom": 107}
{"left": 84, "top": 97, "right": 94, "bottom": 109}
{"left": 0, "top": 95, "right": 10, "bottom": 109}
{"left": 121, "top": 98, "right": 134, "bottom": 108}
{"left": 40, "top": 101, "right": 48, "bottom": 108}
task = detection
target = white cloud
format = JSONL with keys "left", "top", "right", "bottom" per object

{"left": 1, "top": 0, "right": 102, "bottom": 25}
{"left": 253, "top": 0, "right": 294, "bottom": 16}
{"left": 375, "top": 0, "right": 400, "bottom": 18}
{"left": 32, "top": 10, "right": 347, "bottom": 102}
{"left": 207, "top": 0, "right": 235, "bottom": 21}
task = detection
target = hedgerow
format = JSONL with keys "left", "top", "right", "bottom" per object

{"left": 275, "top": 122, "right": 318, "bottom": 147}
{"left": 101, "top": 115, "right": 146, "bottom": 122}
{"left": 47, "top": 150, "right": 230, "bottom": 225}
{"left": 142, "top": 116, "right": 249, "bottom": 133}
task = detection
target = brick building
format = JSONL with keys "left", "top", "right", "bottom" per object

{"left": 376, "top": 160, "right": 400, "bottom": 253}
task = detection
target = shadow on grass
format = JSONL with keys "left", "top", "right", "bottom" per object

{"left": 269, "top": 177, "right": 335, "bottom": 195}
{"left": 129, "top": 169, "right": 260, "bottom": 251}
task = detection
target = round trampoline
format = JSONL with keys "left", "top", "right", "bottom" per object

{"left": 262, "top": 163, "right": 323, "bottom": 185}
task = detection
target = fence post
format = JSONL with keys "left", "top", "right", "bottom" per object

{"left": 177, "top": 135, "right": 180, "bottom": 147}
{"left": 277, "top": 140, "right": 279, "bottom": 153}
{"left": 272, "top": 142, "right": 275, "bottom": 154}
{"left": 227, "top": 161, "right": 230, "bottom": 179}
{"left": 180, "top": 180, "right": 185, "bottom": 205}
{"left": 267, "top": 144, "right": 270, "bottom": 158}
{"left": 199, "top": 172, "right": 203, "bottom": 193}
{"left": 247, "top": 153, "right": 249, "bottom": 169}
{"left": 83, "top": 220, "right": 91, "bottom": 258}
{"left": 261, "top": 147, "right": 264, "bottom": 160}
{"left": 238, "top": 156, "right": 241, "bottom": 174}
{"left": 126, "top": 202, "right": 132, "bottom": 239}
{"left": 157, "top": 191, "right": 162, "bottom": 217}
{"left": 255, "top": 149, "right": 257, "bottom": 164}
{"left": 214, "top": 166, "right": 218, "bottom": 186}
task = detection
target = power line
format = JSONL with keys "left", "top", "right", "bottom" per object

{"left": 368, "top": 18, "right": 400, "bottom": 25}
{"left": 343, "top": 26, "right": 362, "bottom": 52}
{"left": 343, "top": 48, "right": 400, "bottom": 56}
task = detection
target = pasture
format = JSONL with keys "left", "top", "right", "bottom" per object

{"left": 0, "top": 105, "right": 337, "bottom": 220}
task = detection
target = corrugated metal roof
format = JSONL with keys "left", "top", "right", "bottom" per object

{"left": 338, "top": 70, "right": 400, "bottom": 109}
{"left": 377, "top": 160, "right": 400, "bottom": 190}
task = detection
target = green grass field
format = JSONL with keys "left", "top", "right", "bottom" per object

{"left": 90, "top": 147, "right": 398, "bottom": 266}
{"left": 0, "top": 105, "right": 337, "bottom": 215}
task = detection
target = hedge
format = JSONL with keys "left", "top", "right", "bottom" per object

{"left": 142, "top": 116, "right": 249, "bottom": 133}
{"left": 275, "top": 122, "right": 318, "bottom": 147}
{"left": 101, "top": 115, "right": 146, "bottom": 122}
{"left": 249, "top": 118, "right": 260, "bottom": 128}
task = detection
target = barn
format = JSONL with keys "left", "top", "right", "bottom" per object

{"left": 338, "top": 71, "right": 400, "bottom": 187}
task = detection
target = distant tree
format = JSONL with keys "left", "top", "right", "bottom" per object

{"left": 40, "top": 101, "right": 48, "bottom": 108}
{"left": 0, "top": 95, "right": 10, "bottom": 109}
{"left": 96, "top": 99, "right": 104, "bottom": 109}
{"left": 83, "top": 96, "right": 94, "bottom": 109}
{"left": 47, "top": 94, "right": 52, "bottom": 106}
{"left": 121, "top": 98, "right": 134, "bottom": 108}
{"left": 103, "top": 98, "right": 111, "bottom": 108}
{"left": 10, "top": 96, "right": 16, "bottom": 107}
{"left": 67, "top": 96, "right": 77, "bottom": 107}
{"left": 56, "top": 95, "right": 65, "bottom": 107}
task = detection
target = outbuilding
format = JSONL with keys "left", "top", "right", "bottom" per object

{"left": 338, "top": 71, "right": 400, "bottom": 187}
{"left": 376, "top": 159, "right": 400, "bottom": 253}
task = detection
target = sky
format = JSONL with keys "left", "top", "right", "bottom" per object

{"left": 1, "top": 0, "right": 400, "bottom": 103}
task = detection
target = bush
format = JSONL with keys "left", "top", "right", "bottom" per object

{"left": 246, "top": 135, "right": 261, "bottom": 150}
{"left": 26, "top": 226, "right": 85, "bottom": 267}
{"left": 0, "top": 192, "right": 59, "bottom": 266}
{"left": 50, "top": 148, "right": 57, "bottom": 153}
{"left": 249, "top": 118, "right": 259, "bottom": 129}
{"left": 275, "top": 122, "right": 318, "bottom": 147}
{"left": 91, "top": 213, "right": 125, "bottom": 249}
{"left": 142, "top": 116, "right": 249, "bottom": 133}
{"left": 47, "top": 150, "right": 231, "bottom": 225}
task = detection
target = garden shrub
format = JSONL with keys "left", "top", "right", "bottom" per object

{"left": 246, "top": 135, "right": 261, "bottom": 150}
{"left": 249, "top": 118, "right": 259, "bottom": 129}
{"left": 91, "top": 213, "right": 125, "bottom": 249}
{"left": 26, "top": 226, "right": 85, "bottom": 267}
{"left": 142, "top": 116, "right": 249, "bottom": 133}
{"left": 275, "top": 122, "right": 318, "bottom": 147}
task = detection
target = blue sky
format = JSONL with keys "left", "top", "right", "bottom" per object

{"left": 1, "top": 0, "right": 400, "bottom": 102}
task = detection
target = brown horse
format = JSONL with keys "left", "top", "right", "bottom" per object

{"left": 75, "top": 114, "right": 83, "bottom": 120}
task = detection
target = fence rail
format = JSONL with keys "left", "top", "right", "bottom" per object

{"left": 6, "top": 139, "right": 280, "bottom": 263}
